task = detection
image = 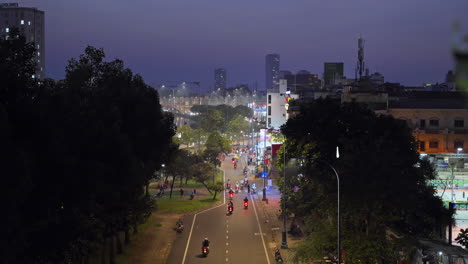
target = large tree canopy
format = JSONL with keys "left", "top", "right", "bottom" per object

{"left": 0, "top": 40, "right": 175, "bottom": 263}
{"left": 279, "top": 98, "right": 452, "bottom": 263}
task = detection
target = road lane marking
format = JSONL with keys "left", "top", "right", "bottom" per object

{"left": 226, "top": 235, "right": 229, "bottom": 239}
{"left": 181, "top": 170, "right": 226, "bottom": 264}
{"left": 251, "top": 194, "right": 271, "bottom": 264}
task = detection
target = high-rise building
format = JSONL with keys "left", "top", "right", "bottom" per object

{"left": 214, "top": 68, "right": 226, "bottom": 91}
{"left": 266, "top": 54, "right": 280, "bottom": 90}
{"left": 0, "top": 3, "right": 45, "bottom": 79}
{"left": 323, "top": 62, "right": 344, "bottom": 86}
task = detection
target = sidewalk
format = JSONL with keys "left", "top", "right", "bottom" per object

{"left": 249, "top": 163, "right": 302, "bottom": 263}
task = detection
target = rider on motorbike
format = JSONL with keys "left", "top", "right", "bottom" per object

{"left": 202, "top": 238, "right": 210, "bottom": 248}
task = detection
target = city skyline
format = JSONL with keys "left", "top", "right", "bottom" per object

{"left": 11, "top": 0, "right": 468, "bottom": 89}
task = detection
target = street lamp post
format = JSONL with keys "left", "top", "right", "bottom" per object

{"left": 294, "top": 151, "right": 340, "bottom": 263}
{"left": 281, "top": 147, "right": 288, "bottom": 249}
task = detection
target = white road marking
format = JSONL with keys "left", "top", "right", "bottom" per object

{"left": 226, "top": 235, "right": 229, "bottom": 239}
{"left": 226, "top": 242, "right": 229, "bottom": 246}
{"left": 181, "top": 170, "right": 226, "bottom": 264}
{"left": 251, "top": 194, "right": 272, "bottom": 264}
{"left": 226, "top": 230, "right": 229, "bottom": 233}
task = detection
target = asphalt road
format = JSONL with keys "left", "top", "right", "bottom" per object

{"left": 167, "top": 155, "right": 272, "bottom": 264}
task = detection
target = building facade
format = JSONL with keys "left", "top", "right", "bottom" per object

{"left": 266, "top": 54, "right": 280, "bottom": 91}
{"left": 214, "top": 68, "right": 226, "bottom": 91}
{"left": 267, "top": 79, "right": 298, "bottom": 129}
{"left": 323, "top": 62, "right": 344, "bottom": 86}
{"left": 0, "top": 3, "right": 45, "bottom": 79}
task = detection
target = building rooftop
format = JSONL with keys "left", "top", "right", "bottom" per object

{"left": 389, "top": 91, "right": 468, "bottom": 109}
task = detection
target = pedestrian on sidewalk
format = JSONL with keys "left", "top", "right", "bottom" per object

{"left": 193, "top": 189, "right": 197, "bottom": 195}
{"left": 247, "top": 184, "right": 250, "bottom": 194}
{"left": 180, "top": 189, "right": 184, "bottom": 197}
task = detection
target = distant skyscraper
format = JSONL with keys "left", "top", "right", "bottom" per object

{"left": 324, "top": 62, "right": 344, "bottom": 86}
{"left": 266, "top": 54, "right": 280, "bottom": 90}
{"left": 0, "top": 3, "right": 45, "bottom": 79}
{"left": 214, "top": 68, "right": 226, "bottom": 91}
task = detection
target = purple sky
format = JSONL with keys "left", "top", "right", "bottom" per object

{"left": 15, "top": 0, "right": 468, "bottom": 90}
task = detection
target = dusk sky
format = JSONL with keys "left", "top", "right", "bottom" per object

{"left": 15, "top": 0, "right": 468, "bottom": 91}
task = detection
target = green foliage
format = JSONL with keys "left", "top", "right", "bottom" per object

{"left": 455, "top": 229, "right": 468, "bottom": 248}
{"left": 191, "top": 104, "right": 252, "bottom": 133}
{"left": 0, "top": 42, "right": 175, "bottom": 262}
{"left": 201, "top": 109, "right": 224, "bottom": 132}
{"left": 207, "top": 181, "right": 225, "bottom": 200}
{"left": 281, "top": 98, "right": 452, "bottom": 263}
{"left": 227, "top": 114, "right": 250, "bottom": 142}
{"left": 203, "top": 131, "right": 231, "bottom": 166}
{"left": 174, "top": 124, "right": 197, "bottom": 146}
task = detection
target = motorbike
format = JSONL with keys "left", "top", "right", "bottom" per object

{"left": 274, "top": 248, "right": 283, "bottom": 263}
{"left": 176, "top": 224, "right": 184, "bottom": 233}
{"left": 202, "top": 246, "right": 209, "bottom": 257}
{"left": 228, "top": 205, "right": 233, "bottom": 215}
{"left": 244, "top": 201, "right": 248, "bottom": 209}
{"left": 229, "top": 191, "right": 234, "bottom": 199}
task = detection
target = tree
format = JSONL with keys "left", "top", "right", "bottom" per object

{"left": 201, "top": 109, "right": 224, "bottom": 132}
{"left": 193, "top": 162, "right": 216, "bottom": 194}
{"left": 227, "top": 114, "right": 249, "bottom": 143}
{"left": 203, "top": 131, "right": 231, "bottom": 167}
{"left": 0, "top": 43, "right": 175, "bottom": 263}
{"left": 280, "top": 98, "right": 452, "bottom": 263}
{"left": 174, "top": 124, "right": 197, "bottom": 147}
{"left": 207, "top": 181, "right": 225, "bottom": 200}
{"left": 456, "top": 229, "right": 468, "bottom": 248}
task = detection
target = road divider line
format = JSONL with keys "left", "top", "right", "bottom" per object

{"left": 251, "top": 194, "right": 271, "bottom": 264}
{"left": 181, "top": 169, "right": 226, "bottom": 264}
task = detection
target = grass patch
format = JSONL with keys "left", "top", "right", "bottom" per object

{"left": 157, "top": 196, "right": 220, "bottom": 213}
{"left": 114, "top": 215, "right": 161, "bottom": 264}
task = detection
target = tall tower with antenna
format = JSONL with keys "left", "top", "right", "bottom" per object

{"left": 355, "top": 37, "right": 365, "bottom": 81}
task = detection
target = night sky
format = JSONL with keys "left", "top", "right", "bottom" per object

{"left": 15, "top": 0, "right": 468, "bottom": 90}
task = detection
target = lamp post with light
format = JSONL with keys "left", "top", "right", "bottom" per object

{"left": 283, "top": 147, "right": 341, "bottom": 262}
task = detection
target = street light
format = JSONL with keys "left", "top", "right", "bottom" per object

{"left": 289, "top": 148, "right": 341, "bottom": 263}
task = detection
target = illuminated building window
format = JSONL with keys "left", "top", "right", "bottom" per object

{"left": 28, "top": 21, "right": 31, "bottom": 25}
{"left": 31, "top": 74, "right": 35, "bottom": 79}
{"left": 20, "top": 19, "right": 24, "bottom": 24}
{"left": 5, "top": 27, "right": 9, "bottom": 33}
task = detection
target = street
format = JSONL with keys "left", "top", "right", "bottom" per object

{"left": 166, "top": 155, "right": 273, "bottom": 264}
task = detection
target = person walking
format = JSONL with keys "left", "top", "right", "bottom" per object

{"left": 180, "top": 189, "right": 184, "bottom": 197}
{"left": 247, "top": 184, "right": 250, "bottom": 194}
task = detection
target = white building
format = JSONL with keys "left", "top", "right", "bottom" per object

{"left": 267, "top": 79, "right": 298, "bottom": 129}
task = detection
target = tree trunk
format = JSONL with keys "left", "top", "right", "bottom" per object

{"left": 145, "top": 182, "right": 149, "bottom": 197}
{"left": 124, "top": 229, "right": 130, "bottom": 244}
{"left": 116, "top": 232, "right": 123, "bottom": 254}
{"left": 202, "top": 182, "right": 213, "bottom": 194}
{"left": 213, "top": 190, "right": 218, "bottom": 200}
{"left": 100, "top": 238, "right": 106, "bottom": 264}
{"left": 169, "top": 175, "right": 176, "bottom": 199}
{"left": 133, "top": 221, "right": 138, "bottom": 234}
{"left": 185, "top": 177, "right": 189, "bottom": 184}
{"left": 109, "top": 235, "right": 115, "bottom": 264}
